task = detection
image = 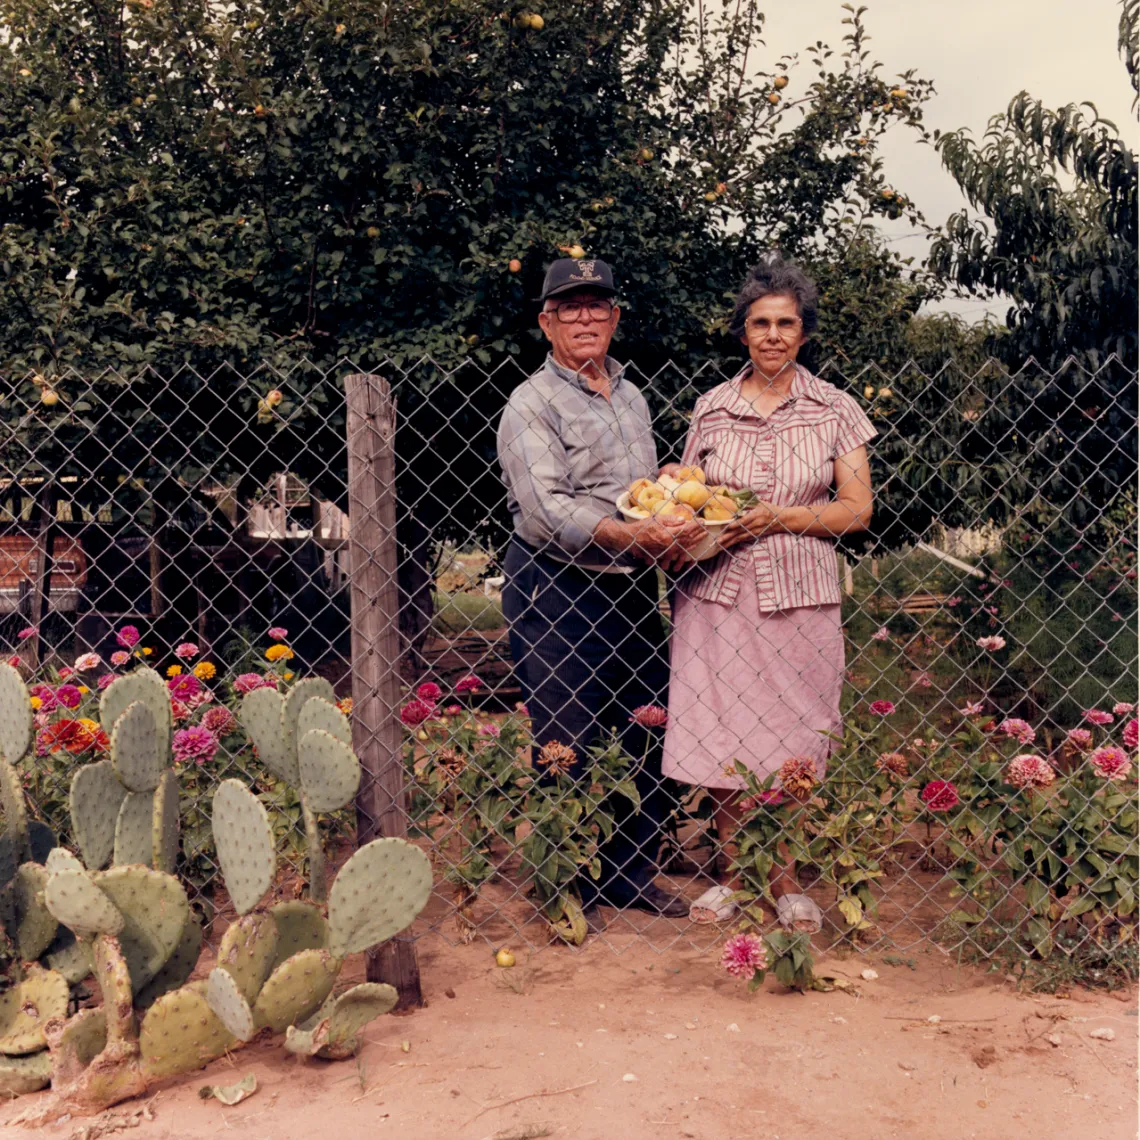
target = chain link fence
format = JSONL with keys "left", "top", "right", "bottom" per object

{"left": 1, "top": 355, "right": 1136, "bottom": 982}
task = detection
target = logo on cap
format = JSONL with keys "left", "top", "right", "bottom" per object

{"left": 569, "top": 260, "right": 600, "bottom": 281}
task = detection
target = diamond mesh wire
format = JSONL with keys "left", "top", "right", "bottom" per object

{"left": 1, "top": 356, "right": 1135, "bottom": 967}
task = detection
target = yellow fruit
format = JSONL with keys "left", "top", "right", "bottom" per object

{"left": 335, "top": 23, "right": 346, "bottom": 34}
{"left": 673, "top": 480, "right": 712, "bottom": 510}
{"left": 254, "top": 104, "right": 266, "bottom": 116}
{"left": 495, "top": 947, "right": 516, "bottom": 968}
{"left": 768, "top": 92, "right": 780, "bottom": 105}
{"left": 890, "top": 87, "right": 908, "bottom": 98}
{"left": 878, "top": 387, "right": 893, "bottom": 398}
{"left": 702, "top": 494, "right": 737, "bottom": 520}
{"left": 366, "top": 225, "right": 380, "bottom": 238}
{"left": 676, "top": 466, "right": 706, "bottom": 484}
{"left": 266, "top": 389, "right": 284, "bottom": 406}
{"left": 881, "top": 189, "right": 894, "bottom": 199}
{"left": 702, "top": 505, "right": 735, "bottom": 522}
{"left": 528, "top": 13, "right": 544, "bottom": 29}
{"left": 566, "top": 244, "right": 585, "bottom": 259}
{"left": 639, "top": 147, "right": 654, "bottom": 161}
{"left": 773, "top": 75, "right": 788, "bottom": 89}
{"left": 863, "top": 384, "right": 875, "bottom": 399}
{"left": 653, "top": 500, "right": 696, "bottom": 520}
{"left": 40, "top": 389, "right": 59, "bottom": 406}
{"left": 635, "top": 486, "right": 666, "bottom": 511}
{"left": 629, "top": 478, "right": 655, "bottom": 500}
{"left": 704, "top": 191, "right": 717, "bottom": 202}
{"left": 715, "top": 182, "right": 727, "bottom": 195}
{"left": 508, "top": 258, "right": 522, "bottom": 273}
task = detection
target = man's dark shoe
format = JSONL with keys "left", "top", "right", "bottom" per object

{"left": 622, "top": 883, "right": 688, "bottom": 917}
{"left": 582, "top": 903, "right": 607, "bottom": 934}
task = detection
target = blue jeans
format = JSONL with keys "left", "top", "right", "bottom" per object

{"left": 502, "top": 541, "right": 672, "bottom": 907}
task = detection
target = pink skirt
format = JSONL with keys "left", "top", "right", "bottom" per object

{"left": 661, "top": 581, "right": 844, "bottom": 791}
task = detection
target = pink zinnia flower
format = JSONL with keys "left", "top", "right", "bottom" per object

{"left": 1124, "top": 718, "right": 1139, "bottom": 751}
{"left": 961, "top": 700, "right": 985, "bottom": 716}
{"left": 740, "top": 789, "right": 786, "bottom": 811}
{"left": 779, "top": 756, "right": 818, "bottom": 797}
{"left": 721, "top": 933, "right": 769, "bottom": 980}
{"left": 997, "top": 718, "right": 1036, "bottom": 746}
{"left": 58, "top": 667, "right": 74, "bottom": 679}
{"left": 443, "top": 704, "right": 462, "bottom": 716}
{"left": 1084, "top": 709, "right": 1115, "bottom": 726}
{"left": 261, "top": 672, "right": 279, "bottom": 690}
{"left": 167, "top": 673, "right": 203, "bottom": 702}
{"left": 267, "top": 626, "right": 288, "bottom": 641}
{"left": 172, "top": 726, "right": 218, "bottom": 766}
{"left": 400, "top": 698, "right": 436, "bottom": 728}
{"left": 515, "top": 703, "right": 530, "bottom": 717}
{"left": 920, "top": 780, "right": 960, "bottom": 812}
{"left": 55, "top": 684, "right": 83, "bottom": 709}
{"left": 976, "top": 635, "right": 1006, "bottom": 651}
{"left": 416, "top": 682, "right": 442, "bottom": 703}
{"left": 171, "top": 699, "right": 191, "bottom": 722}
{"left": 173, "top": 642, "right": 199, "bottom": 660}
{"left": 73, "top": 652, "right": 102, "bottom": 672}
{"left": 201, "top": 706, "right": 237, "bottom": 736}
{"left": 1066, "top": 727, "right": 1093, "bottom": 751}
{"left": 630, "top": 704, "right": 668, "bottom": 728}
{"left": 477, "top": 722, "right": 501, "bottom": 738}
{"left": 6, "top": 655, "right": 18, "bottom": 668}
{"left": 1089, "top": 746, "right": 1132, "bottom": 782}
{"left": 96, "top": 673, "right": 116, "bottom": 691}
{"left": 115, "top": 625, "right": 140, "bottom": 648}
{"left": 869, "top": 700, "right": 895, "bottom": 716}
{"left": 876, "top": 751, "right": 909, "bottom": 777}
{"left": 16, "top": 626, "right": 36, "bottom": 641}
{"left": 233, "top": 672, "right": 268, "bottom": 695}
{"left": 455, "top": 674, "right": 483, "bottom": 695}
{"left": 1113, "top": 702, "right": 1135, "bottom": 716}
{"left": 110, "top": 650, "right": 130, "bottom": 667}
{"left": 29, "top": 683, "right": 57, "bottom": 712}
{"left": 871, "top": 626, "right": 890, "bottom": 642}
{"left": 913, "top": 671, "right": 933, "bottom": 689}
{"left": 1006, "top": 753, "right": 1055, "bottom": 790}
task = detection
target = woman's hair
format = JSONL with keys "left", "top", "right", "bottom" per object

{"left": 728, "top": 251, "right": 819, "bottom": 339}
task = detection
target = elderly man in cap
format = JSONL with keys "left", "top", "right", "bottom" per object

{"left": 497, "top": 257, "right": 702, "bottom": 930}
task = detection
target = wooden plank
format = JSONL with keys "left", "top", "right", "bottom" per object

{"left": 344, "top": 372, "right": 423, "bottom": 1009}
{"left": 24, "top": 481, "right": 57, "bottom": 672}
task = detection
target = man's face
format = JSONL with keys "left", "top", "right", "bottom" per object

{"left": 538, "top": 289, "right": 620, "bottom": 371}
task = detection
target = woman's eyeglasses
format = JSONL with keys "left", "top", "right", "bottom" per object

{"left": 746, "top": 317, "right": 802, "bottom": 338}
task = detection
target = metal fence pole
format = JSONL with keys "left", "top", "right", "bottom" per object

{"left": 345, "top": 372, "right": 423, "bottom": 1009}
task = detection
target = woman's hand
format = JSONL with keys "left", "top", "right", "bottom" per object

{"left": 719, "top": 502, "right": 781, "bottom": 550}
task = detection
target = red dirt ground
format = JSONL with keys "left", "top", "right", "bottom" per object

{"left": 7, "top": 927, "right": 1136, "bottom": 1140}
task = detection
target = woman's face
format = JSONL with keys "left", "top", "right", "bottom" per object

{"left": 740, "top": 293, "right": 807, "bottom": 380}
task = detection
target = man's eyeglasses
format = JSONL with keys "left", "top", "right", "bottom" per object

{"left": 547, "top": 300, "right": 615, "bottom": 323}
{"left": 746, "top": 317, "right": 802, "bottom": 339}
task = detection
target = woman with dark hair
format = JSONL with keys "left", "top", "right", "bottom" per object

{"left": 660, "top": 253, "right": 876, "bottom": 928}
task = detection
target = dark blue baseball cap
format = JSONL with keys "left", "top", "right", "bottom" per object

{"left": 538, "top": 257, "right": 618, "bottom": 302}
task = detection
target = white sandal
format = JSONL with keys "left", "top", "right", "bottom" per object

{"left": 775, "top": 893, "right": 822, "bottom": 933}
{"left": 689, "top": 884, "right": 738, "bottom": 924}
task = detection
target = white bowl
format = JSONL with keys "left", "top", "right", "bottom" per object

{"left": 615, "top": 492, "right": 731, "bottom": 562}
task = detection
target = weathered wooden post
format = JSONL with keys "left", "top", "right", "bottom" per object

{"left": 24, "top": 481, "right": 57, "bottom": 672}
{"left": 344, "top": 372, "right": 423, "bottom": 1009}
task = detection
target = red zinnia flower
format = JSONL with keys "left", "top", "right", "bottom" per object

{"left": 630, "top": 705, "right": 668, "bottom": 728}
{"left": 400, "top": 698, "right": 436, "bottom": 728}
{"left": 455, "top": 674, "right": 483, "bottom": 695}
{"left": 920, "top": 780, "right": 959, "bottom": 812}
{"left": 416, "top": 682, "right": 443, "bottom": 703}
{"left": 868, "top": 700, "right": 895, "bottom": 716}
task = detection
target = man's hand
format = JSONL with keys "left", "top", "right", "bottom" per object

{"left": 719, "top": 502, "right": 781, "bottom": 550}
{"left": 593, "top": 515, "right": 705, "bottom": 567}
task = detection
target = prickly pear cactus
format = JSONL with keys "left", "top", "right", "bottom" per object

{"left": 69, "top": 760, "right": 127, "bottom": 871}
{"left": 282, "top": 677, "right": 337, "bottom": 751}
{"left": 0, "top": 662, "right": 32, "bottom": 766}
{"left": 267, "top": 900, "right": 329, "bottom": 968}
{"left": 44, "top": 868, "right": 123, "bottom": 937}
{"left": 239, "top": 688, "right": 296, "bottom": 784}
{"left": 98, "top": 671, "right": 171, "bottom": 759}
{"left": 206, "top": 968, "right": 256, "bottom": 1042}
{"left": 298, "top": 729, "right": 361, "bottom": 813}
{"left": 109, "top": 700, "right": 162, "bottom": 793}
{"left": 139, "top": 981, "right": 234, "bottom": 1081}
{"left": 211, "top": 780, "right": 275, "bottom": 916}
{"left": 0, "top": 965, "right": 68, "bottom": 1054}
{"left": 251, "top": 948, "right": 341, "bottom": 1034}
{"left": 0, "top": 1051, "right": 52, "bottom": 1095}
{"left": 3, "top": 862, "right": 58, "bottom": 959}
{"left": 113, "top": 791, "right": 155, "bottom": 867}
{"left": 296, "top": 696, "right": 352, "bottom": 747}
{"left": 151, "top": 768, "right": 180, "bottom": 874}
{"left": 283, "top": 983, "right": 399, "bottom": 1060}
{"left": 0, "top": 757, "right": 30, "bottom": 861}
{"left": 217, "top": 913, "right": 278, "bottom": 1004}
{"left": 133, "top": 914, "right": 202, "bottom": 1010}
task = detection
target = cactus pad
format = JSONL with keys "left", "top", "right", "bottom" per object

{"left": 0, "top": 662, "right": 32, "bottom": 765}
{"left": 283, "top": 677, "right": 337, "bottom": 744}
{"left": 327, "top": 838, "right": 433, "bottom": 958}
{"left": 284, "top": 983, "right": 399, "bottom": 1059}
{"left": 239, "top": 688, "right": 296, "bottom": 784}
{"left": 297, "top": 696, "right": 352, "bottom": 748}
{"left": 298, "top": 729, "right": 361, "bottom": 813}
{"left": 217, "top": 913, "right": 279, "bottom": 1004}
{"left": 268, "top": 901, "right": 329, "bottom": 968}
{"left": 0, "top": 965, "right": 68, "bottom": 1055}
{"left": 95, "top": 865, "right": 189, "bottom": 992}
{"left": 99, "top": 670, "right": 172, "bottom": 757}
{"left": 151, "top": 768, "right": 180, "bottom": 874}
{"left": 252, "top": 948, "right": 341, "bottom": 1034}
{"left": 54, "top": 1006, "right": 107, "bottom": 1067}
{"left": 113, "top": 790, "right": 156, "bottom": 867}
{"left": 27, "top": 820, "right": 56, "bottom": 865}
{"left": 0, "top": 1050, "right": 52, "bottom": 1095}
{"left": 134, "top": 914, "right": 202, "bottom": 1009}
{"left": 109, "top": 699, "right": 162, "bottom": 793}
{"left": 0, "top": 757, "right": 29, "bottom": 860}
{"left": 70, "top": 760, "right": 127, "bottom": 870}
{"left": 44, "top": 867, "right": 123, "bottom": 937}
{"left": 45, "top": 847, "right": 84, "bottom": 875}
{"left": 212, "top": 780, "right": 275, "bottom": 916}
{"left": 44, "top": 925, "right": 95, "bottom": 985}
{"left": 4, "top": 862, "right": 59, "bottom": 959}
{"left": 139, "top": 981, "right": 236, "bottom": 1081}
{"left": 206, "top": 967, "right": 256, "bottom": 1042}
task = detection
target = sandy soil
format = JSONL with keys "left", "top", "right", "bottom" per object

{"left": 7, "top": 926, "right": 1136, "bottom": 1140}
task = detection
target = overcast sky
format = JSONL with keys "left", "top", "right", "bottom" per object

{"left": 755, "top": 1, "right": 1136, "bottom": 318}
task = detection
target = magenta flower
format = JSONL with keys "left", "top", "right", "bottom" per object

{"left": 167, "top": 673, "right": 203, "bottom": 702}
{"left": 1006, "top": 754, "right": 1056, "bottom": 790}
{"left": 171, "top": 699, "right": 191, "bottom": 722}
{"left": 1089, "top": 746, "right": 1132, "bottom": 782}
{"left": 58, "top": 666, "right": 74, "bottom": 679}
{"left": 1113, "top": 702, "right": 1135, "bottom": 716}
{"left": 477, "top": 722, "right": 501, "bottom": 738}
{"left": 172, "top": 726, "right": 219, "bottom": 766}
{"left": 871, "top": 626, "right": 890, "bottom": 642}
{"left": 110, "top": 650, "right": 130, "bottom": 667}
{"left": 115, "top": 625, "right": 140, "bottom": 648}
{"left": 6, "top": 655, "right": 18, "bottom": 668}
{"left": 55, "top": 684, "right": 83, "bottom": 709}
{"left": 912, "top": 671, "right": 933, "bottom": 689}
{"left": 920, "top": 780, "right": 960, "bottom": 812}
{"left": 976, "top": 635, "right": 1006, "bottom": 651}
{"left": 173, "top": 642, "right": 199, "bottom": 660}
{"left": 97, "top": 673, "right": 116, "bottom": 691}
{"left": 515, "top": 703, "right": 530, "bottom": 717}
{"left": 1084, "top": 709, "right": 1115, "bottom": 726}
{"left": 234, "top": 672, "right": 270, "bottom": 695}
{"left": 16, "top": 626, "right": 37, "bottom": 641}
{"left": 443, "top": 704, "right": 463, "bottom": 716}
{"left": 721, "top": 933, "right": 769, "bottom": 980}
{"left": 74, "top": 652, "right": 102, "bottom": 672}
{"left": 28, "top": 683, "right": 58, "bottom": 712}
{"left": 400, "top": 698, "right": 436, "bottom": 728}
{"left": 997, "top": 718, "right": 1036, "bottom": 746}
{"left": 630, "top": 704, "right": 668, "bottom": 728}
{"left": 201, "top": 706, "right": 237, "bottom": 736}
{"left": 1124, "top": 718, "right": 1139, "bottom": 751}
{"left": 868, "top": 700, "right": 895, "bottom": 716}
{"left": 267, "top": 626, "right": 289, "bottom": 641}
{"left": 961, "top": 701, "right": 985, "bottom": 716}
{"left": 740, "top": 789, "right": 786, "bottom": 811}
{"left": 1066, "top": 727, "right": 1093, "bottom": 751}
{"left": 455, "top": 674, "right": 483, "bottom": 695}
{"left": 416, "top": 682, "right": 443, "bottom": 703}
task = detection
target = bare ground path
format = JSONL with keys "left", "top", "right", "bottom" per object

{"left": 5, "top": 933, "right": 1136, "bottom": 1140}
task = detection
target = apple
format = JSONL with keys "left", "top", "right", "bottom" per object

{"left": 254, "top": 104, "right": 266, "bottom": 116}
{"left": 266, "top": 389, "right": 284, "bottom": 406}
{"left": 495, "top": 947, "right": 516, "bottom": 968}
{"left": 41, "top": 390, "right": 59, "bottom": 407}
{"left": 566, "top": 244, "right": 585, "bottom": 259}
{"left": 881, "top": 189, "right": 894, "bottom": 199}
{"left": 767, "top": 92, "right": 780, "bottom": 105}
{"left": 890, "top": 87, "right": 908, "bottom": 98}
{"left": 703, "top": 191, "right": 717, "bottom": 202}
{"left": 508, "top": 258, "right": 522, "bottom": 273}
{"left": 335, "top": 23, "right": 346, "bottom": 35}
{"left": 366, "top": 225, "right": 380, "bottom": 238}
{"left": 528, "top": 13, "right": 544, "bottom": 29}
{"left": 638, "top": 147, "right": 653, "bottom": 161}
{"left": 773, "top": 75, "right": 788, "bottom": 89}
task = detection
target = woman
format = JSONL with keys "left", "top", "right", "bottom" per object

{"left": 660, "top": 253, "right": 876, "bottom": 928}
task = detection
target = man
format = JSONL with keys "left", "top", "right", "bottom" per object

{"left": 497, "top": 256, "right": 703, "bottom": 930}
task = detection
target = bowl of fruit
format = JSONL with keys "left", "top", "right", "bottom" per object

{"left": 616, "top": 467, "right": 758, "bottom": 561}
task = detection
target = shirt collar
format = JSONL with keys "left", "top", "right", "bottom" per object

{"left": 545, "top": 352, "right": 626, "bottom": 393}
{"left": 704, "top": 362, "right": 828, "bottom": 416}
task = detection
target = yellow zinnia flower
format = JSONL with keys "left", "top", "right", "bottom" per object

{"left": 78, "top": 685, "right": 90, "bottom": 695}
{"left": 283, "top": 671, "right": 294, "bottom": 680}
{"left": 77, "top": 717, "right": 100, "bottom": 733}
{"left": 265, "top": 644, "right": 294, "bottom": 663}
{"left": 29, "top": 696, "right": 42, "bottom": 710}
{"left": 166, "top": 664, "right": 183, "bottom": 677}
{"left": 193, "top": 661, "right": 217, "bottom": 680}
{"left": 141, "top": 647, "right": 153, "bottom": 656}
